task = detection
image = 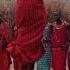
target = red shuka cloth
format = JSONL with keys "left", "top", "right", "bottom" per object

{"left": 0, "top": 22, "right": 10, "bottom": 70}
{"left": 51, "top": 21, "right": 68, "bottom": 70}
{"left": 7, "top": 0, "right": 47, "bottom": 67}
{"left": 51, "top": 22, "right": 67, "bottom": 48}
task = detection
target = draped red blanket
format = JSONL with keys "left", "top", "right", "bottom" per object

{"left": 51, "top": 22, "right": 68, "bottom": 70}
{"left": 51, "top": 22, "right": 67, "bottom": 48}
{"left": 0, "top": 22, "right": 10, "bottom": 70}
{"left": 7, "top": 0, "right": 47, "bottom": 66}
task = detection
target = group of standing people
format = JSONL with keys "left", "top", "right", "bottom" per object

{"left": 37, "top": 14, "right": 70, "bottom": 70}
{"left": 0, "top": 0, "right": 70, "bottom": 70}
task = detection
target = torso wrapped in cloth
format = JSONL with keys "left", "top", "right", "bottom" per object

{"left": 7, "top": 0, "right": 47, "bottom": 64}
{"left": 51, "top": 21, "right": 67, "bottom": 48}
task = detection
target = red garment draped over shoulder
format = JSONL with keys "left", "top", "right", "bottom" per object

{"left": 7, "top": 0, "right": 47, "bottom": 64}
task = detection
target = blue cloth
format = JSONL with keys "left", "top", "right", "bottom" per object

{"left": 37, "top": 23, "right": 51, "bottom": 70}
{"left": 37, "top": 47, "right": 51, "bottom": 70}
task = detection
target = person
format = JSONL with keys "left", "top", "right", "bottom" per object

{"left": 51, "top": 14, "right": 69, "bottom": 70}
{"left": 37, "top": 22, "right": 52, "bottom": 70}
{"left": 6, "top": 0, "right": 47, "bottom": 70}
{"left": 0, "top": 14, "right": 11, "bottom": 70}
